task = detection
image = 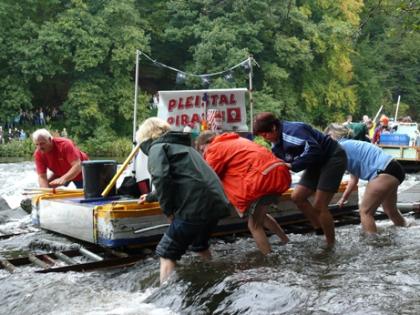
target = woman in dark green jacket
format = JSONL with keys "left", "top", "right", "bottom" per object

{"left": 137, "top": 117, "right": 232, "bottom": 284}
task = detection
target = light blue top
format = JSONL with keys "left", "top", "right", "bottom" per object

{"left": 339, "top": 139, "right": 393, "bottom": 181}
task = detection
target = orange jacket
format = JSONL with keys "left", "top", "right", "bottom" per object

{"left": 204, "top": 133, "right": 291, "bottom": 213}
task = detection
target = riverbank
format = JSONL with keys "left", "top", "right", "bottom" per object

{"left": 0, "top": 137, "right": 132, "bottom": 158}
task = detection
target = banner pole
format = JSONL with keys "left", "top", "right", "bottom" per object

{"left": 248, "top": 56, "right": 254, "bottom": 133}
{"left": 133, "top": 50, "right": 141, "bottom": 143}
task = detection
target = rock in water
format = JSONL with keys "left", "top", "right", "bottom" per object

{"left": 20, "top": 198, "right": 32, "bottom": 214}
{"left": 0, "top": 197, "right": 11, "bottom": 210}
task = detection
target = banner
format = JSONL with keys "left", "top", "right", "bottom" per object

{"left": 157, "top": 88, "right": 248, "bottom": 131}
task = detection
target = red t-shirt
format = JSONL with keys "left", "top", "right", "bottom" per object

{"left": 34, "top": 137, "right": 89, "bottom": 181}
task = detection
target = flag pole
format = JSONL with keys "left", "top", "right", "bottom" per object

{"left": 248, "top": 56, "right": 254, "bottom": 133}
{"left": 131, "top": 50, "right": 141, "bottom": 178}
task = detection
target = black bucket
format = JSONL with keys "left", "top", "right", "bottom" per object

{"left": 82, "top": 160, "right": 117, "bottom": 199}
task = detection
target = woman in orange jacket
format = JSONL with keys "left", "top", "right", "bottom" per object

{"left": 197, "top": 131, "right": 291, "bottom": 254}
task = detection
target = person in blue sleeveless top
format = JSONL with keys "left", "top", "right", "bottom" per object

{"left": 254, "top": 113, "right": 347, "bottom": 247}
{"left": 325, "top": 123, "right": 406, "bottom": 234}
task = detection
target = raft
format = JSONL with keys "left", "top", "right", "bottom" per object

{"left": 31, "top": 182, "right": 359, "bottom": 249}
{"left": 378, "top": 123, "right": 420, "bottom": 172}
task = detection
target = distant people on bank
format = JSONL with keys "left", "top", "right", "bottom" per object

{"left": 19, "top": 129, "right": 27, "bottom": 141}
{"left": 197, "top": 131, "right": 290, "bottom": 255}
{"left": 0, "top": 126, "right": 3, "bottom": 144}
{"left": 343, "top": 115, "right": 353, "bottom": 126}
{"left": 401, "top": 116, "right": 412, "bottom": 123}
{"left": 346, "top": 119, "right": 373, "bottom": 142}
{"left": 253, "top": 112, "right": 347, "bottom": 247}
{"left": 61, "top": 128, "right": 68, "bottom": 138}
{"left": 136, "top": 117, "right": 232, "bottom": 284}
{"left": 32, "top": 128, "right": 89, "bottom": 188}
{"left": 7, "top": 128, "right": 13, "bottom": 143}
{"left": 372, "top": 115, "right": 391, "bottom": 144}
{"left": 325, "top": 124, "right": 407, "bottom": 234}
{"left": 39, "top": 108, "right": 46, "bottom": 126}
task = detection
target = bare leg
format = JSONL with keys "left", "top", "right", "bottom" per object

{"left": 291, "top": 185, "right": 320, "bottom": 228}
{"left": 264, "top": 213, "right": 289, "bottom": 244}
{"left": 196, "top": 249, "right": 212, "bottom": 260}
{"left": 380, "top": 176, "right": 406, "bottom": 227}
{"left": 160, "top": 257, "right": 176, "bottom": 284}
{"left": 248, "top": 205, "right": 271, "bottom": 255}
{"left": 359, "top": 174, "right": 397, "bottom": 233}
{"left": 312, "top": 190, "right": 336, "bottom": 246}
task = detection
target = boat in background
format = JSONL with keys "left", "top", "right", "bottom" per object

{"left": 378, "top": 122, "right": 420, "bottom": 172}
{"left": 31, "top": 182, "right": 359, "bottom": 249}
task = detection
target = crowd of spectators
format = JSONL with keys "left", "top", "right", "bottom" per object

{"left": 0, "top": 107, "right": 65, "bottom": 144}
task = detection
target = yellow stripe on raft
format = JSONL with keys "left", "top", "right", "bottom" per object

{"left": 32, "top": 192, "right": 85, "bottom": 206}
{"left": 95, "top": 182, "right": 352, "bottom": 219}
{"left": 95, "top": 202, "right": 162, "bottom": 219}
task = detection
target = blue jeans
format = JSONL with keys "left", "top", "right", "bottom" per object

{"left": 155, "top": 218, "right": 218, "bottom": 261}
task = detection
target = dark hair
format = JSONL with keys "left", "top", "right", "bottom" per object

{"left": 253, "top": 112, "right": 279, "bottom": 134}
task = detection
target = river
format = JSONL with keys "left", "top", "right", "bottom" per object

{"left": 1, "top": 161, "right": 420, "bottom": 315}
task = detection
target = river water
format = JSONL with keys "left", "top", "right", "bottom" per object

{"left": 1, "top": 161, "right": 420, "bottom": 315}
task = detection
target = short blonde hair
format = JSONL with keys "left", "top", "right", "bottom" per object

{"left": 136, "top": 117, "right": 171, "bottom": 143}
{"left": 325, "top": 123, "right": 353, "bottom": 140}
{"left": 32, "top": 128, "right": 53, "bottom": 142}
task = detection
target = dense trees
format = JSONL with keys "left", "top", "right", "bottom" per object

{"left": 0, "top": 0, "right": 418, "bottom": 141}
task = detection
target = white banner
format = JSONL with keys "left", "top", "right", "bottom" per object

{"left": 157, "top": 88, "right": 248, "bottom": 131}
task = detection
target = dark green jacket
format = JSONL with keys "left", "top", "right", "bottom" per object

{"left": 141, "top": 132, "right": 233, "bottom": 222}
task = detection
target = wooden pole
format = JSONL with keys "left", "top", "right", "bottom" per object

{"left": 101, "top": 143, "right": 141, "bottom": 197}
{"left": 373, "top": 105, "right": 384, "bottom": 123}
{"left": 394, "top": 95, "right": 401, "bottom": 122}
{"left": 24, "top": 188, "right": 83, "bottom": 193}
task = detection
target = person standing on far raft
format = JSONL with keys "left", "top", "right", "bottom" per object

{"left": 33, "top": 128, "right": 89, "bottom": 188}
{"left": 253, "top": 112, "right": 347, "bottom": 247}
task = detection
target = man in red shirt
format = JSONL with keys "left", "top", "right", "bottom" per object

{"left": 33, "top": 129, "right": 89, "bottom": 188}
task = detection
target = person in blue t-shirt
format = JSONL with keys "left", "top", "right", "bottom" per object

{"left": 254, "top": 112, "right": 347, "bottom": 247}
{"left": 325, "top": 123, "right": 407, "bottom": 234}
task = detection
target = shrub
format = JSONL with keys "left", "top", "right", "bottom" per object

{"left": 0, "top": 139, "right": 35, "bottom": 157}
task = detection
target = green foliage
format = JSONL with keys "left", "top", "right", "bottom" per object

{"left": 0, "top": 136, "right": 132, "bottom": 158}
{"left": 0, "top": 139, "right": 35, "bottom": 157}
{"left": 253, "top": 136, "right": 270, "bottom": 150}
{"left": 0, "top": 0, "right": 418, "bottom": 141}
{"left": 352, "top": 0, "right": 420, "bottom": 121}
{"left": 79, "top": 135, "right": 132, "bottom": 157}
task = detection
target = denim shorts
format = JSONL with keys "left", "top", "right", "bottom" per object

{"left": 155, "top": 218, "right": 218, "bottom": 261}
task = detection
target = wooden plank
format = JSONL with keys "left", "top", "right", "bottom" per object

{"left": 35, "top": 256, "right": 144, "bottom": 273}
{"left": 0, "top": 259, "right": 16, "bottom": 273}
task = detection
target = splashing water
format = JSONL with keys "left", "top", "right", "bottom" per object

{"left": 1, "top": 161, "right": 419, "bottom": 314}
